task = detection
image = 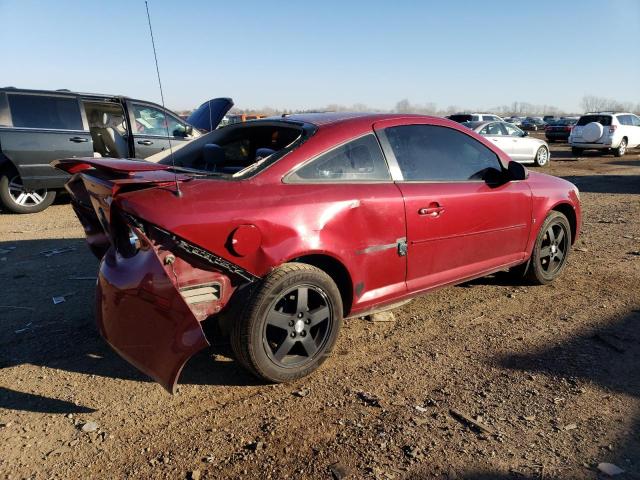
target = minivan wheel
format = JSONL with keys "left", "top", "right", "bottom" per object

{"left": 231, "top": 262, "right": 343, "bottom": 383}
{"left": 0, "top": 173, "right": 56, "bottom": 214}
{"left": 526, "top": 211, "right": 572, "bottom": 285}
{"left": 533, "top": 146, "right": 549, "bottom": 167}
{"left": 614, "top": 138, "right": 627, "bottom": 157}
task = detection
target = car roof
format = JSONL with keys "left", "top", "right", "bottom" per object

{"left": 277, "top": 112, "right": 441, "bottom": 127}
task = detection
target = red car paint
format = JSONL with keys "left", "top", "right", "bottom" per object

{"left": 54, "top": 113, "right": 581, "bottom": 392}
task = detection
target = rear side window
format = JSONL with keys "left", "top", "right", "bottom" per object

{"left": 288, "top": 134, "right": 390, "bottom": 182}
{"left": 8, "top": 94, "right": 83, "bottom": 130}
{"left": 577, "top": 115, "right": 612, "bottom": 126}
{"left": 385, "top": 124, "right": 502, "bottom": 182}
{"left": 617, "top": 115, "right": 634, "bottom": 126}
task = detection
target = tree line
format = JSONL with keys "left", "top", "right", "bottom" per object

{"left": 228, "top": 95, "right": 640, "bottom": 117}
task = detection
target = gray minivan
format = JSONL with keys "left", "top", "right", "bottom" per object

{"left": 0, "top": 88, "right": 232, "bottom": 213}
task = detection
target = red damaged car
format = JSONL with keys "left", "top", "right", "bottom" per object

{"left": 54, "top": 113, "right": 581, "bottom": 393}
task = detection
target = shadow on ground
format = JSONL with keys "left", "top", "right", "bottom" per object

{"left": 493, "top": 309, "right": 640, "bottom": 479}
{"left": 561, "top": 175, "right": 640, "bottom": 195}
{"left": 0, "top": 238, "right": 260, "bottom": 414}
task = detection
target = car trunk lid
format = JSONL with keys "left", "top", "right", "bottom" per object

{"left": 53, "top": 158, "right": 191, "bottom": 256}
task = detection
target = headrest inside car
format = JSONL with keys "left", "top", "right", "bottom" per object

{"left": 255, "top": 148, "right": 276, "bottom": 160}
{"left": 202, "top": 143, "right": 225, "bottom": 171}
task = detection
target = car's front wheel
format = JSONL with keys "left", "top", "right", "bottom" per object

{"left": 533, "top": 146, "right": 549, "bottom": 167}
{"left": 0, "top": 171, "right": 56, "bottom": 214}
{"left": 231, "top": 263, "right": 343, "bottom": 383}
{"left": 614, "top": 138, "right": 627, "bottom": 157}
{"left": 525, "top": 211, "right": 572, "bottom": 285}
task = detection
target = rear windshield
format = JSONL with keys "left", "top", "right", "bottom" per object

{"left": 448, "top": 114, "right": 472, "bottom": 123}
{"left": 577, "top": 115, "right": 612, "bottom": 126}
{"left": 153, "top": 121, "right": 312, "bottom": 179}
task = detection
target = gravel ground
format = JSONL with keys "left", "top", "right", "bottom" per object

{"left": 1, "top": 138, "right": 639, "bottom": 479}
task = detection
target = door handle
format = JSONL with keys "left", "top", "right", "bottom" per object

{"left": 69, "top": 136, "right": 88, "bottom": 143}
{"left": 418, "top": 203, "right": 445, "bottom": 217}
{"left": 137, "top": 140, "right": 154, "bottom": 145}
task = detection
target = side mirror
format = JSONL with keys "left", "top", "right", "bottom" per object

{"left": 522, "top": 131, "right": 529, "bottom": 137}
{"left": 507, "top": 161, "right": 528, "bottom": 181}
{"left": 184, "top": 125, "right": 193, "bottom": 136}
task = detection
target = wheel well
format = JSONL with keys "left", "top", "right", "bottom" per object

{"left": 292, "top": 254, "right": 353, "bottom": 315}
{"left": 0, "top": 155, "right": 18, "bottom": 176}
{"left": 553, "top": 203, "right": 577, "bottom": 244}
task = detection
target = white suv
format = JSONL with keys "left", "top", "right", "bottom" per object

{"left": 569, "top": 112, "right": 640, "bottom": 157}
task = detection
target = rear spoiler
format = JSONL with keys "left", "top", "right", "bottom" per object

{"left": 51, "top": 158, "right": 192, "bottom": 189}
{"left": 52, "top": 158, "right": 172, "bottom": 175}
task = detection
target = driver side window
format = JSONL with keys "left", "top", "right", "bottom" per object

{"left": 131, "top": 103, "right": 192, "bottom": 138}
{"left": 385, "top": 124, "right": 503, "bottom": 181}
{"left": 480, "top": 122, "right": 506, "bottom": 136}
{"left": 504, "top": 123, "right": 523, "bottom": 137}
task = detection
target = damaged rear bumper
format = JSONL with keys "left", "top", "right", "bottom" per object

{"left": 96, "top": 244, "right": 210, "bottom": 394}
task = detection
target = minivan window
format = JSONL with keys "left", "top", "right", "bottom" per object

{"left": 8, "top": 94, "right": 83, "bottom": 130}
{"left": 131, "top": 103, "right": 190, "bottom": 138}
{"left": 288, "top": 134, "right": 390, "bottom": 182}
{"left": 577, "top": 115, "right": 612, "bottom": 126}
{"left": 385, "top": 124, "right": 502, "bottom": 182}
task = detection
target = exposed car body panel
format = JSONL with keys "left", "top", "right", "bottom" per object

{"left": 97, "top": 231, "right": 209, "bottom": 393}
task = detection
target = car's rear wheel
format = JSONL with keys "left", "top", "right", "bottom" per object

{"left": 231, "top": 263, "right": 343, "bottom": 383}
{"left": 0, "top": 172, "right": 56, "bottom": 214}
{"left": 525, "top": 211, "right": 572, "bottom": 285}
{"left": 614, "top": 138, "right": 627, "bottom": 157}
{"left": 571, "top": 147, "right": 584, "bottom": 156}
{"left": 533, "top": 146, "right": 549, "bottom": 167}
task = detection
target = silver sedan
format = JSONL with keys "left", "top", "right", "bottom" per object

{"left": 464, "top": 121, "right": 550, "bottom": 167}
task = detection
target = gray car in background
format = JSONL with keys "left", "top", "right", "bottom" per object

{"left": 463, "top": 120, "right": 550, "bottom": 167}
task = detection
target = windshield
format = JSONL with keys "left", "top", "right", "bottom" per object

{"left": 152, "top": 121, "right": 312, "bottom": 179}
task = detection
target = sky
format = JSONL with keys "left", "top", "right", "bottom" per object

{"left": 1, "top": 0, "right": 639, "bottom": 113}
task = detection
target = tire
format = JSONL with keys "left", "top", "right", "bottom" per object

{"left": 533, "top": 146, "right": 549, "bottom": 167}
{"left": 230, "top": 262, "right": 343, "bottom": 383}
{"left": 0, "top": 172, "right": 56, "bottom": 214}
{"left": 614, "top": 138, "right": 627, "bottom": 157}
{"left": 525, "top": 211, "right": 572, "bottom": 285}
{"left": 571, "top": 147, "right": 583, "bottom": 156}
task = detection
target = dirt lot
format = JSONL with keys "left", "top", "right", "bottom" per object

{"left": 1, "top": 138, "right": 639, "bottom": 479}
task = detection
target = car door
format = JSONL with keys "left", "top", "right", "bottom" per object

{"left": 285, "top": 133, "right": 408, "bottom": 311}
{"left": 480, "top": 122, "right": 510, "bottom": 154}
{"left": 126, "top": 100, "right": 198, "bottom": 158}
{"left": 0, "top": 91, "right": 93, "bottom": 190}
{"left": 503, "top": 122, "right": 530, "bottom": 160}
{"left": 375, "top": 120, "right": 531, "bottom": 293}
